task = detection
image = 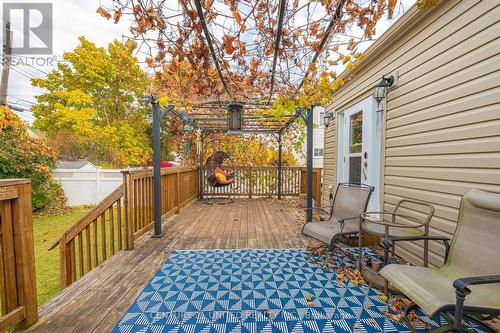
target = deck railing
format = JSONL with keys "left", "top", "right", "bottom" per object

{"left": 0, "top": 180, "right": 37, "bottom": 330}
{"left": 123, "top": 167, "right": 199, "bottom": 239}
{"left": 50, "top": 165, "right": 318, "bottom": 289}
{"left": 49, "top": 186, "right": 126, "bottom": 288}
{"left": 203, "top": 166, "right": 322, "bottom": 205}
{"left": 50, "top": 167, "right": 199, "bottom": 288}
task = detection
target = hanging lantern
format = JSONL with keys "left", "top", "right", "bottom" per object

{"left": 228, "top": 102, "right": 243, "bottom": 131}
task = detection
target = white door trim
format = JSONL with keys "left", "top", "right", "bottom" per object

{"left": 337, "top": 96, "right": 382, "bottom": 211}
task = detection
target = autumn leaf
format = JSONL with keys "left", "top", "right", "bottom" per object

{"left": 310, "top": 22, "right": 320, "bottom": 36}
{"left": 347, "top": 38, "right": 358, "bottom": 51}
{"left": 233, "top": 11, "right": 242, "bottom": 25}
{"left": 113, "top": 9, "right": 122, "bottom": 24}
{"left": 97, "top": 7, "right": 112, "bottom": 20}
{"left": 124, "top": 39, "right": 137, "bottom": 51}
{"left": 222, "top": 35, "right": 236, "bottom": 55}
{"left": 379, "top": 295, "right": 388, "bottom": 302}
{"left": 388, "top": 0, "right": 396, "bottom": 19}
{"left": 417, "top": 0, "right": 439, "bottom": 10}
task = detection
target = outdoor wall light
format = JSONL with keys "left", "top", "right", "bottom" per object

{"left": 373, "top": 75, "right": 395, "bottom": 111}
{"left": 323, "top": 111, "right": 333, "bottom": 128}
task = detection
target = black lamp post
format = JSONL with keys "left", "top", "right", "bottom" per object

{"left": 373, "top": 75, "right": 395, "bottom": 111}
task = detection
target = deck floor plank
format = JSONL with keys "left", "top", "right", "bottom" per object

{"left": 28, "top": 199, "right": 316, "bottom": 333}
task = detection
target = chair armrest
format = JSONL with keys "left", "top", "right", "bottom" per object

{"left": 303, "top": 206, "right": 333, "bottom": 211}
{"left": 451, "top": 275, "right": 500, "bottom": 331}
{"left": 339, "top": 216, "right": 360, "bottom": 222}
{"left": 453, "top": 275, "right": 500, "bottom": 294}
{"left": 382, "top": 235, "right": 451, "bottom": 262}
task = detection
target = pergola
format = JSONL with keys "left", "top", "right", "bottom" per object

{"left": 149, "top": 98, "right": 314, "bottom": 237}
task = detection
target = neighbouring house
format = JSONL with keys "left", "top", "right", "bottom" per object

{"left": 56, "top": 160, "right": 98, "bottom": 170}
{"left": 296, "top": 105, "right": 326, "bottom": 169}
{"left": 322, "top": 0, "right": 499, "bottom": 266}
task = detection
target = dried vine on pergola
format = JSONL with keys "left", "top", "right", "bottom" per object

{"left": 98, "top": 0, "right": 402, "bottom": 108}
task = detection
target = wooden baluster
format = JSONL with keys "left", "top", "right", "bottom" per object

{"left": 176, "top": 171, "right": 180, "bottom": 213}
{"left": 141, "top": 178, "right": 146, "bottom": 229}
{"left": 60, "top": 237, "right": 72, "bottom": 288}
{"left": 0, "top": 224, "right": 6, "bottom": 315}
{"left": 117, "top": 199, "right": 122, "bottom": 251}
{"left": 92, "top": 220, "right": 98, "bottom": 266}
{"left": 145, "top": 177, "right": 150, "bottom": 226}
{"left": 85, "top": 226, "right": 91, "bottom": 273}
{"left": 249, "top": 169, "right": 253, "bottom": 198}
{"left": 77, "top": 233, "right": 84, "bottom": 278}
{"left": 109, "top": 206, "right": 115, "bottom": 255}
{"left": 149, "top": 176, "right": 153, "bottom": 223}
{"left": 101, "top": 212, "right": 106, "bottom": 260}
{"left": 133, "top": 179, "right": 138, "bottom": 235}
{"left": 123, "top": 172, "right": 134, "bottom": 250}
{"left": 69, "top": 240, "right": 76, "bottom": 283}
{"left": 0, "top": 200, "right": 18, "bottom": 313}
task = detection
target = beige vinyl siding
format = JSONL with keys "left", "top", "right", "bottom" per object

{"left": 323, "top": 0, "right": 500, "bottom": 266}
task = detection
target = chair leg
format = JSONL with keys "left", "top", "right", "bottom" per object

{"left": 454, "top": 290, "right": 467, "bottom": 331}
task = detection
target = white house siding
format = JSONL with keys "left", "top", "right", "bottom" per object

{"left": 323, "top": 0, "right": 500, "bottom": 266}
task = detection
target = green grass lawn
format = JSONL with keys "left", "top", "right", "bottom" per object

{"left": 33, "top": 207, "right": 88, "bottom": 305}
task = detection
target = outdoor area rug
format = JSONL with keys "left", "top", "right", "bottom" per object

{"left": 113, "top": 249, "right": 490, "bottom": 333}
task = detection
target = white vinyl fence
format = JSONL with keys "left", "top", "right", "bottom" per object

{"left": 53, "top": 169, "right": 123, "bottom": 206}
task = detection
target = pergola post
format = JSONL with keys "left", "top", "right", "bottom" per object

{"left": 277, "top": 133, "right": 283, "bottom": 199}
{"left": 199, "top": 132, "right": 205, "bottom": 199}
{"left": 306, "top": 108, "right": 313, "bottom": 222}
{"left": 152, "top": 99, "right": 165, "bottom": 238}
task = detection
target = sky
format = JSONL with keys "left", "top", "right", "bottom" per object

{"left": 0, "top": 0, "right": 415, "bottom": 124}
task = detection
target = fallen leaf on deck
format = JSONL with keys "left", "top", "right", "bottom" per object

{"left": 379, "top": 295, "right": 388, "bottom": 302}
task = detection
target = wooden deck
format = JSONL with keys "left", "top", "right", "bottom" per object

{"left": 28, "top": 199, "right": 317, "bottom": 332}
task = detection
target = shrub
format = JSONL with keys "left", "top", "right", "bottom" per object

{"left": 0, "top": 107, "right": 66, "bottom": 211}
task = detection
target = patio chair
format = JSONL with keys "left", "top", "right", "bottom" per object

{"left": 302, "top": 182, "right": 374, "bottom": 247}
{"left": 380, "top": 189, "right": 500, "bottom": 332}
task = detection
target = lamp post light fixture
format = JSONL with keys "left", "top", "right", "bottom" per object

{"left": 323, "top": 111, "right": 333, "bottom": 128}
{"left": 228, "top": 102, "right": 243, "bottom": 130}
{"left": 373, "top": 75, "right": 395, "bottom": 111}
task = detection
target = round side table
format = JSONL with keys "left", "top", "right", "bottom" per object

{"left": 358, "top": 212, "right": 425, "bottom": 292}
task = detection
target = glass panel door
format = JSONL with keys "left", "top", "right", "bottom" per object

{"left": 348, "top": 111, "right": 363, "bottom": 184}
{"left": 337, "top": 96, "right": 381, "bottom": 211}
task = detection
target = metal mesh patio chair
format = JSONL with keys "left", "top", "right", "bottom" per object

{"left": 380, "top": 189, "right": 500, "bottom": 332}
{"left": 302, "top": 182, "right": 374, "bottom": 246}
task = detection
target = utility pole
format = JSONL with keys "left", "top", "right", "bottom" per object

{"left": 0, "top": 21, "right": 13, "bottom": 106}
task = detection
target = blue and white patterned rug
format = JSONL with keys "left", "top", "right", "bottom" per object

{"left": 113, "top": 249, "right": 489, "bottom": 333}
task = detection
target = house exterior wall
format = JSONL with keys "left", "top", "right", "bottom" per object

{"left": 296, "top": 106, "right": 325, "bottom": 168}
{"left": 323, "top": 0, "right": 500, "bottom": 266}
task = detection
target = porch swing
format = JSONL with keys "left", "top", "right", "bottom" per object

{"left": 205, "top": 151, "right": 235, "bottom": 187}
{"left": 202, "top": 150, "right": 237, "bottom": 205}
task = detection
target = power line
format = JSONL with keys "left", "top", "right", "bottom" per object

{"left": 11, "top": 66, "right": 37, "bottom": 80}
{"left": 12, "top": 65, "right": 43, "bottom": 79}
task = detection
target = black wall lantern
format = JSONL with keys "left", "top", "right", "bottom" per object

{"left": 323, "top": 111, "right": 333, "bottom": 128}
{"left": 373, "top": 75, "right": 395, "bottom": 111}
